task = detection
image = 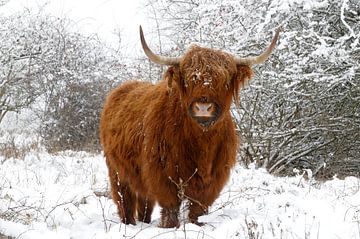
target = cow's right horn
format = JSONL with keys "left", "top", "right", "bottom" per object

{"left": 140, "top": 26, "right": 181, "bottom": 65}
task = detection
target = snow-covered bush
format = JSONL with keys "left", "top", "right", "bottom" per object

{"left": 41, "top": 79, "right": 111, "bottom": 152}
{"left": 144, "top": 0, "right": 360, "bottom": 178}
{"left": 0, "top": 10, "right": 129, "bottom": 152}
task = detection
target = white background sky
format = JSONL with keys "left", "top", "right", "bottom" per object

{"left": 1, "top": 0, "right": 150, "bottom": 57}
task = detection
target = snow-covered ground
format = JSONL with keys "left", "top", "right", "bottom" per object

{"left": 0, "top": 151, "right": 359, "bottom": 239}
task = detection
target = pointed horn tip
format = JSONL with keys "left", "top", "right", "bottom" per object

{"left": 274, "top": 26, "right": 283, "bottom": 38}
{"left": 138, "top": 25, "right": 181, "bottom": 65}
{"left": 235, "top": 27, "right": 282, "bottom": 66}
{"left": 139, "top": 25, "right": 145, "bottom": 41}
{"left": 271, "top": 26, "right": 282, "bottom": 47}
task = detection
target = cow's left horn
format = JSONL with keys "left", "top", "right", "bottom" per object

{"left": 140, "top": 26, "right": 181, "bottom": 65}
{"left": 235, "top": 27, "right": 282, "bottom": 66}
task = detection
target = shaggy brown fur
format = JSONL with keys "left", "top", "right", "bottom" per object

{"left": 100, "top": 45, "right": 253, "bottom": 227}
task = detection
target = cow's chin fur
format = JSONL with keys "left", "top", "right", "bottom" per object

{"left": 192, "top": 120, "right": 212, "bottom": 132}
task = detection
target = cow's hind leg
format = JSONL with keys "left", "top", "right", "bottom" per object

{"left": 109, "top": 169, "right": 136, "bottom": 225}
{"left": 137, "top": 196, "right": 154, "bottom": 223}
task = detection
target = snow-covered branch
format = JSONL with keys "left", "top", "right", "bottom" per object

{"left": 340, "top": 0, "right": 356, "bottom": 38}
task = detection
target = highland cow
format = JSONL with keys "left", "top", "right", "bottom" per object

{"left": 100, "top": 26, "right": 280, "bottom": 227}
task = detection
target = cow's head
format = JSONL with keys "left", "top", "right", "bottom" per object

{"left": 140, "top": 26, "right": 280, "bottom": 130}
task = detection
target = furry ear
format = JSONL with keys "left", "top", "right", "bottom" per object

{"left": 231, "top": 65, "right": 253, "bottom": 104}
{"left": 164, "top": 66, "right": 184, "bottom": 94}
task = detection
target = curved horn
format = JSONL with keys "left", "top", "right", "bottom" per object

{"left": 235, "top": 27, "right": 282, "bottom": 65}
{"left": 140, "top": 26, "right": 180, "bottom": 65}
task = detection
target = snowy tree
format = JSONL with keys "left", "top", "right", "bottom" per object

{"left": 0, "top": 9, "right": 130, "bottom": 152}
{"left": 0, "top": 12, "right": 46, "bottom": 123}
{"left": 144, "top": 0, "right": 360, "bottom": 178}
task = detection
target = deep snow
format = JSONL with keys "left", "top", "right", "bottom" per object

{"left": 0, "top": 151, "right": 359, "bottom": 239}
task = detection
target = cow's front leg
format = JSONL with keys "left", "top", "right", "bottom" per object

{"left": 188, "top": 200, "right": 208, "bottom": 226}
{"left": 160, "top": 207, "right": 180, "bottom": 228}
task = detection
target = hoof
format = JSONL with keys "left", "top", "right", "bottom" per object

{"left": 190, "top": 218, "right": 205, "bottom": 226}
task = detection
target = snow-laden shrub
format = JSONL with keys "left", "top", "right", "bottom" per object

{"left": 0, "top": 10, "right": 128, "bottom": 152}
{"left": 41, "top": 79, "right": 110, "bottom": 152}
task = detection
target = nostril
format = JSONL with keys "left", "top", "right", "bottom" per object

{"left": 195, "top": 104, "right": 200, "bottom": 112}
{"left": 206, "top": 104, "right": 213, "bottom": 112}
